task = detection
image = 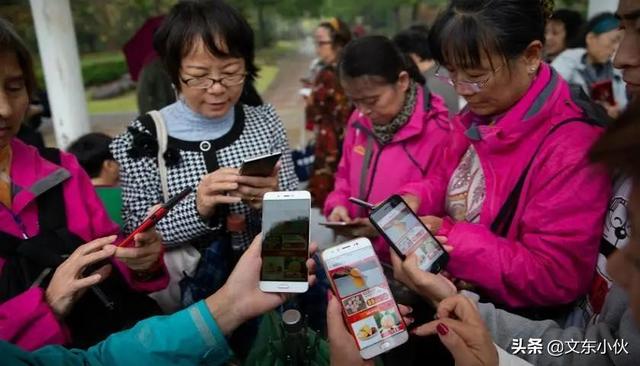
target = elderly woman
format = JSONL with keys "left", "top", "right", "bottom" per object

{"left": 0, "top": 18, "right": 167, "bottom": 350}
{"left": 400, "top": 0, "right": 610, "bottom": 317}
{"left": 111, "top": 0, "right": 298, "bottom": 305}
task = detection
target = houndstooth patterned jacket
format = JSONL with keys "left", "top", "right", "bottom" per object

{"left": 110, "top": 103, "right": 299, "bottom": 250}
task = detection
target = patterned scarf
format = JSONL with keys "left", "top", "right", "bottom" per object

{"left": 372, "top": 81, "right": 418, "bottom": 145}
{"left": 0, "top": 145, "right": 12, "bottom": 209}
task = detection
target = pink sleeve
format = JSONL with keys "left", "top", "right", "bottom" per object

{"left": 0, "top": 287, "right": 69, "bottom": 350}
{"left": 60, "top": 152, "right": 169, "bottom": 292}
{"left": 323, "top": 115, "right": 357, "bottom": 217}
{"left": 441, "top": 140, "right": 610, "bottom": 308}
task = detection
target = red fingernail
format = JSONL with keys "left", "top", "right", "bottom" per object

{"left": 436, "top": 323, "right": 449, "bottom": 336}
{"left": 327, "top": 291, "right": 333, "bottom": 301}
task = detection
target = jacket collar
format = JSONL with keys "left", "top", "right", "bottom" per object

{"left": 9, "top": 139, "right": 71, "bottom": 214}
{"left": 353, "top": 85, "right": 432, "bottom": 144}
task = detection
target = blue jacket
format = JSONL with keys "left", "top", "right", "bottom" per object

{"left": 1, "top": 300, "right": 232, "bottom": 365}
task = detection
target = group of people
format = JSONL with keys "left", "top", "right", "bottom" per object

{"left": 1, "top": 0, "right": 640, "bottom": 365}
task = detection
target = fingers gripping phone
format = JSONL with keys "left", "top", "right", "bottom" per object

{"left": 369, "top": 195, "right": 449, "bottom": 273}
{"left": 240, "top": 151, "right": 282, "bottom": 177}
{"left": 260, "top": 191, "right": 311, "bottom": 293}
{"left": 322, "top": 238, "right": 408, "bottom": 359}
{"left": 117, "top": 187, "right": 193, "bottom": 247}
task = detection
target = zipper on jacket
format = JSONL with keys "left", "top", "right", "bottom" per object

{"left": 1, "top": 204, "right": 29, "bottom": 239}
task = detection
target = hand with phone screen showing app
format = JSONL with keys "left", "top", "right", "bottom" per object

{"left": 322, "top": 238, "right": 409, "bottom": 360}
{"left": 368, "top": 195, "right": 449, "bottom": 274}
{"left": 259, "top": 191, "right": 311, "bottom": 293}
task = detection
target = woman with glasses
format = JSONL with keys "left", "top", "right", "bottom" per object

{"left": 305, "top": 17, "right": 352, "bottom": 208}
{"left": 324, "top": 35, "right": 450, "bottom": 264}
{"left": 111, "top": 0, "right": 298, "bottom": 307}
{"left": 400, "top": 0, "right": 611, "bottom": 319}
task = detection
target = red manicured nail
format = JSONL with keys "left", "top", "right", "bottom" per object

{"left": 436, "top": 323, "right": 449, "bottom": 336}
{"left": 327, "top": 291, "right": 333, "bottom": 301}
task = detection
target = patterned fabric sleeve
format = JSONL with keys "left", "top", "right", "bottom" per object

{"left": 263, "top": 104, "right": 299, "bottom": 192}
{"left": 110, "top": 121, "right": 222, "bottom": 247}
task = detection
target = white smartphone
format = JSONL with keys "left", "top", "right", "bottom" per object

{"left": 322, "top": 238, "right": 409, "bottom": 359}
{"left": 260, "top": 191, "right": 311, "bottom": 293}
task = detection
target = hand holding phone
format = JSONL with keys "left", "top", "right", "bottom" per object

{"left": 591, "top": 80, "right": 616, "bottom": 106}
{"left": 368, "top": 195, "right": 448, "bottom": 274}
{"left": 118, "top": 187, "right": 192, "bottom": 247}
{"left": 322, "top": 238, "right": 409, "bottom": 359}
{"left": 260, "top": 191, "right": 311, "bottom": 293}
{"left": 240, "top": 152, "right": 282, "bottom": 177}
{"left": 390, "top": 248, "right": 457, "bottom": 307}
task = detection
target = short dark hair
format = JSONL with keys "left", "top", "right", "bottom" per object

{"left": 0, "top": 17, "right": 36, "bottom": 100}
{"left": 393, "top": 25, "right": 432, "bottom": 61}
{"left": 550, "top": 9, "right": 584, "bottom": 48}
{"left": 318, "top": 18, "right": 352, "bottom": 49}
{"left": 153, "top": 0, "right": 258, "bottom": 93}
{"left": 339, "top": 35, "right": 426, "bottom": 85}
{"left": 429, "top": 0, "right": 552, "bottom": 70}
{"left": 67, "top": 133, "right": 114, "bottom": 179}
{"left": 579, "top": 12, "right": 620, "bottom": 48}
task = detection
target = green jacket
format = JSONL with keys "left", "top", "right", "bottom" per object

{"left": 1, "top": 300, "right": 233, "bottom": 365}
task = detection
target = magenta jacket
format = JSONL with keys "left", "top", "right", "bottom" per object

{"left": 324, "top": 86, "right": 451, "bottom": 263}
{"left": 0, "top": 138, "right": 169, "bottom": 350}
{"left": 402, "top": 63, "right": 610, "bottom": 309}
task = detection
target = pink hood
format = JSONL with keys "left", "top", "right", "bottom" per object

{"left": 324, "top": 86, "right": 451, "bottom": 262}
{"left": 402, "top": 63, "right": 610, "bottom": 309}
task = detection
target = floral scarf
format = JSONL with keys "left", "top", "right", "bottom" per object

{"left": 372, "top": 80, "right": 418, "bottom": 145}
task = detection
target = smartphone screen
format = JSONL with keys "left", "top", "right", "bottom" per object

{"left": 261, "top": 194, "right": 310, "bottom": 284}
{"left": 325, "top": 244, "right": 406, "bottom": 352}
{"left": 370, "top": 196, "right": 448, "bottom": 273}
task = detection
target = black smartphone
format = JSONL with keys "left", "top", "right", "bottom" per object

{"left": 240, "top": 152, "right": 282, "bottom": 177}
{"left": 368, "top": 195, "right": 448, "bottom": 273}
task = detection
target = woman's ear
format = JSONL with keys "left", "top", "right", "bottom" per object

{"left": 524, "top": 40, "right": 544, "bottom": 74}
{"left": 397, "top": 71, "right": 410, "bottom": 92}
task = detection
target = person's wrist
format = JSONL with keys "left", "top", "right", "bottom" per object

{"left": 205, "top": 285, "right": 244, "bottom": 335}
{"left": 196, "top": 198, "right": 215, "bottom": 221}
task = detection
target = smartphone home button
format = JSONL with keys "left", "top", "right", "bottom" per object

{"left": 277, "top": 284, "right": 290, "bottom": 289}
{"left": 380, "top": 341, "right": 391, "bottom": 350}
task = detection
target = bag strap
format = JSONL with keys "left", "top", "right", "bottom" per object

{"left": 37, "top": 148, "right": 68, "bottom": 233}
{"left": 148, "top": 110, "right": 169, "bottom": 201}
{"left": 490, "top": 117, "right": 600, "bottom": 236}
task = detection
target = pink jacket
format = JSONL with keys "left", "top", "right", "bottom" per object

{"left": 0, "top": 138, "right": 168, "bottom": 350}
{"left": 324, "top": 86, "right": 450, "bottom": 263}
{"left": 402, "top": 63, "right": 610, "bottom": 309}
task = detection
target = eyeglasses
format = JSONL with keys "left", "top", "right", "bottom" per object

{"left": 180, "top": 73, "right": 247, "bottom": 89}
{"left": 315, "top": 40, "right": 332, "bottom": 47}
{"left": 434, "top": 63, "right": 506, "bottom": 93}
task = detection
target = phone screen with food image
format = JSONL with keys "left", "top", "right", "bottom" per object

{"left": 261, "top": 198, "right": 310, "bottom": 282}
{"left": 325, "top": 246, "right": 406, "bottom": 350}
{"left": 370, "top": 196, "right": 448, "bottom": 273}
